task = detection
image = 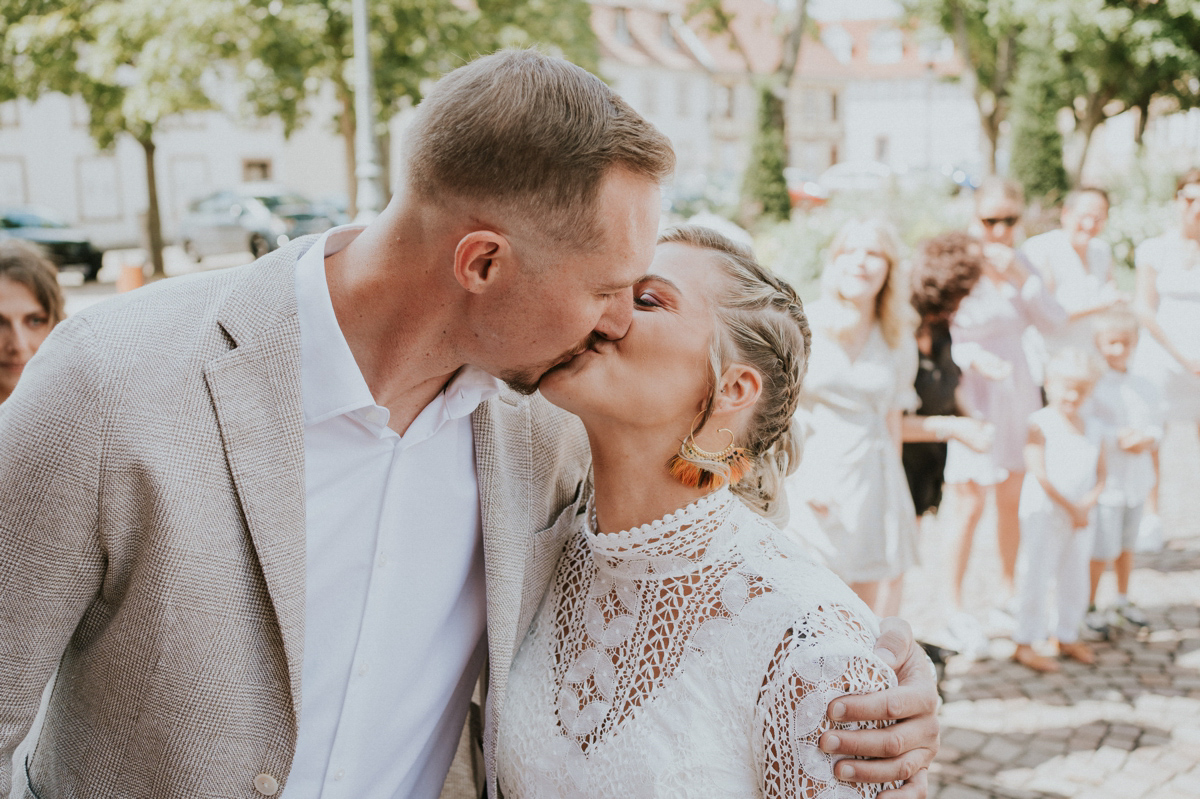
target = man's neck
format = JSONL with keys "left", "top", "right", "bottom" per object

{"left": 324, "top": 213, "right": 469, "bottom": 435}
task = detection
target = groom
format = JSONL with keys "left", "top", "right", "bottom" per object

{"left": 0, "top": 50, "right": 937, "bottom": 798}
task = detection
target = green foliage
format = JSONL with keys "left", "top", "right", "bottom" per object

{"left": 1, "top": 0, "right": 227, "bottom": 147}
{"left": 1008, "top": 40, "right": 1068, "bottom": 204}
{"left": 742, "top": 85, "right": 791, "bottom": 225}
{"left": 233, "top": 0, "right": 599, "bottom": 138}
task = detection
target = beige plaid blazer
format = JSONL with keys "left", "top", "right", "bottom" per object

{"left": 0, "top": 237, "right": 589, "bottom": 799}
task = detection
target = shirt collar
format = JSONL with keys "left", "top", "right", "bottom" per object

{"left": 295, "top": 225, "right": 502, "bottom": 430}
{"left": 296, "top": 224, "right": 378, "bottom": 426}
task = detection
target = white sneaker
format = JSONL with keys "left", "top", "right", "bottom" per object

{"left": 1136, "top": 513, "right": 1164, "bottom": 553}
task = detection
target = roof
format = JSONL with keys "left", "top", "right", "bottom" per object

{"left": 591, "top": 1, "right": 965, "bottom": 82}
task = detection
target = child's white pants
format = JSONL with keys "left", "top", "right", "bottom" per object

{"left": 1015, "top": 510, "right": 1094, "bottom": 645}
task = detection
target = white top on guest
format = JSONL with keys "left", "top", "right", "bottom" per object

{"left": 497, "top": 488, "right": 898, "bottom": 799}
{"left": 1087, "top": 369, "right": 1163, "bottom": 506}
{"left": 1019, "top": 405, "right": 1102, "bottom": 518}
{"left": 1022, "top": 228, "right": 1118, "bottom": 354}
{"left": 286, "top": 226, "right": 501, "bottom": 799}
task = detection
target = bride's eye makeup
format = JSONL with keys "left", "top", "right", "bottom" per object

{"left": 634, "top": 290, "right": 662, "bottom": 308}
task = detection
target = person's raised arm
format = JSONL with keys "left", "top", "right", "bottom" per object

{"left": 818, "top": 616, "right": 938, "bottom": 798}
{"left": 0, "top": 317, "right": 107, "bottom": 794}
{"left": 1134, "top": 248, "right": 1200, "bottom": 375}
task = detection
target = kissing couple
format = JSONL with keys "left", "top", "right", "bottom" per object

{"left": 0, "top": 50, "right": 938, "bottom": 799}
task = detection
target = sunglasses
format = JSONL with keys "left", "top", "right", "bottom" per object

{"left": 980, "top": 216, "right": 1020, "bottom": 228}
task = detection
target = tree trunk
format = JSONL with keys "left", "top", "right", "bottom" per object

{"left": 778, "top": 0, "right": 808, "bottom": 87}
{"left": 1134, "top": 98, "right": 1150, "bottom": 146}
{"left": 336, "top": 79, "right": 357, "bottom": 219}
{"left": 1071, "top": 104, "right": 1102, "bottom": 188}
{"left": 139, "top": 135, "right": 165, "bottom": 278}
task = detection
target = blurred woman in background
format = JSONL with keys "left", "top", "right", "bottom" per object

{"left": 786, "top": 219, "right": 920, "bottom": 617}
{"left": 947, "top": 178, "right": 1065, "bottom": 622}
{"left": 902, "top": 232, "right": 993, "bottom": 540}
{"left": 1130, "top": 167, "right": 1200, "bottom": 547}
{"left": 0, "top": 240, "right": 65, "bottom": 405}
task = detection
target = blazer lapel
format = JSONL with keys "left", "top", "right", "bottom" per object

{"left": 471, "top": 392, "right": 533, "bottom": 785}
{"left": 203, "top": 252, "right": 309, "bottom": 724}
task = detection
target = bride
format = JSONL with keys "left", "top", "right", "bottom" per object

{"left": 497, "top": 226, "right": 927, "bottom": 798}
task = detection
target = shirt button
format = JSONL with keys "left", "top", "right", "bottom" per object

{"left": 377, "top": 553, "right": 388, "bottom": 568}
{"left": 334, "top": 769, "right": 346, "bottom": 781}
{"left": 357, "top": 663, "right": 370, "bottom": 676}
{"left": 253, "top": 773, "right": 280, "bottom": 795}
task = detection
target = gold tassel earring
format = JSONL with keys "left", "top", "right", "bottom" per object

{"left": 667, "top": 424, "right": 751, "bottom": 490}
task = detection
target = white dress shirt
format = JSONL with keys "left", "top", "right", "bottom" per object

{"left": 1022, "top": 228, "right": 1118, "bottom": 354}
{"left": 284, "top": 227, "right": 501, "bottom": 799}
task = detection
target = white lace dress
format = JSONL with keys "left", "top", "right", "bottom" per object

{"left": 496, "top": 488, "right": 899, "bottom": 799}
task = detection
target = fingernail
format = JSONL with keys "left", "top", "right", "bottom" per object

{"left": 821, "top": 734, "right": 840, "bottom": 752}
{"left": 841, "top": 764, "right": 855, "bottom": 780}
{"left": 830, "top": 702, "right": 845, "bottom": 720}
{"left": 874, "top": 646, "right": 899, "bottom": 668}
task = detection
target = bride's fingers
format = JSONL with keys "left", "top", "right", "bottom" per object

{"left": 875, "top": 766, "right": 929, "bottom": 798}
{"left": 819, "top": 712, "right": 940, "bottom": 760}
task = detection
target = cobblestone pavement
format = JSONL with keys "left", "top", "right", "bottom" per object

{"left": 901, "top": 425, "right": 1200, "bottom": 799}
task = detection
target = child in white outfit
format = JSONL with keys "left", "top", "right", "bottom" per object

{"left": 1014, "top": 349, "right": 1106, "bottom": 672}
{"left": 1085, "top": 309, "right": 1163, "bottom": 636}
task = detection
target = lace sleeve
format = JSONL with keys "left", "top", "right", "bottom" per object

{"left": 754, "top": 613, "right": 900, "bottom": 799}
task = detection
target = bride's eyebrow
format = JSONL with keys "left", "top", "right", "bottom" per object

{"left": 640, "top": 274, "right": 680, "bottom": 293}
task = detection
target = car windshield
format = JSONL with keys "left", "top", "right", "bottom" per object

{"left": 253, "top": 192, "right": 310, "bottom": 211}
{"left": 3, "top": 207, "right": 68, "bottom": 228}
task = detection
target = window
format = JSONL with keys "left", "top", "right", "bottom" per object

{"left": 822, "top": 25, "right": 853, "bottom": 64}
{"left": 875, "top": 135, "right": 889, "bottom": 163}
{"left": 615, "top": 8, "right": 633, "bottom": 46}
{"left": 242, "top": 159, "right": 272, "bottom": 182}
{"left": 830, "top": 91, "right": 839, "bottom": 123}
{"left": 868, "top": 28, "right": 904, "bottom": 64}
{"left": 918, "top": 34, "right": 954, "bottom": 64}
{"left": 717, "top": 84, "right": 736, "bottom": 119}
{"left": 676, "top": 77, "right": 689, "bottom": 118}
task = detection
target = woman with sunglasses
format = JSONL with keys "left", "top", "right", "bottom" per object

{"left": 945, "top": 178, "right": 1065, "bottom": 632}
{"left": 1130, "top": 168, "right": 1200, "bottom": 546}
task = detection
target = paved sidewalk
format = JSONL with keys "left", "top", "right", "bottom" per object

{"left": 901, "top": 425, "right": 1200, "bottom": 799}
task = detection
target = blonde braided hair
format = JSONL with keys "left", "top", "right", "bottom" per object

{"left": 658, "top": 226, "right": 812, "bottom": 527}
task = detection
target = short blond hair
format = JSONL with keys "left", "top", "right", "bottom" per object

{"left": 825, "top": 219, "right": 916, "bottom": 349}
{"left": 404, "top": 49, "right": 675, "bottom": 248}
{"left": 1092, "top": 305, "right": 1139, "bottom": 341}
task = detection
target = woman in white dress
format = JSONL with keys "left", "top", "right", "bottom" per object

{"left": 786, "top": 220, "right": 920, "bottom": 618}
{"left": 1131, "top": 168, "right": 1200, "bottom": 542}
{"left": 496, "top": 227, "right": 936, "bottom": 799}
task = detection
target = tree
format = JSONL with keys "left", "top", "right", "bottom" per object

{"left": 905, "top": 0, "right": 1024, "bottom": 174}
{"left": 1008, "top": 34, "right": 1069, "bottom": 204}
{"left": 688, "top": 0, "right": 809, "bottom": 224}
{"left": 234, "top": 0, "right": 598, "bottom": 217}
{"left": 2, "top": 0, "right": 238, "bottom": 276}
{"left": 1028, "top": 0, "right": 1200, "bottom": 185}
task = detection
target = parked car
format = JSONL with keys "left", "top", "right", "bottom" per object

{"left": 178, "top": 183, "right": 337, "bottom": 260}
{"left": 0, "top": 205, "right": 105, "bottom": 281}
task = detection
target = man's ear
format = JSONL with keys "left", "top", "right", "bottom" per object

{"left": 713, "top": 364, "right": 763, "bottom": 416}
{"left": 454, "top": 230, "right": 510, "bottom": 294}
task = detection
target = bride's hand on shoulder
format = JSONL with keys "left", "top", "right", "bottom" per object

{"left": 819, "top": 617, "right": 939, "bottom": 798}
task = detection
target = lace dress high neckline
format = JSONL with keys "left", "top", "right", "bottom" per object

{"left": 584, "top": 487, "right": 736, "bottom": 579}
{"left": 497, "top": 493, "right": 900, "bottom": 799}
